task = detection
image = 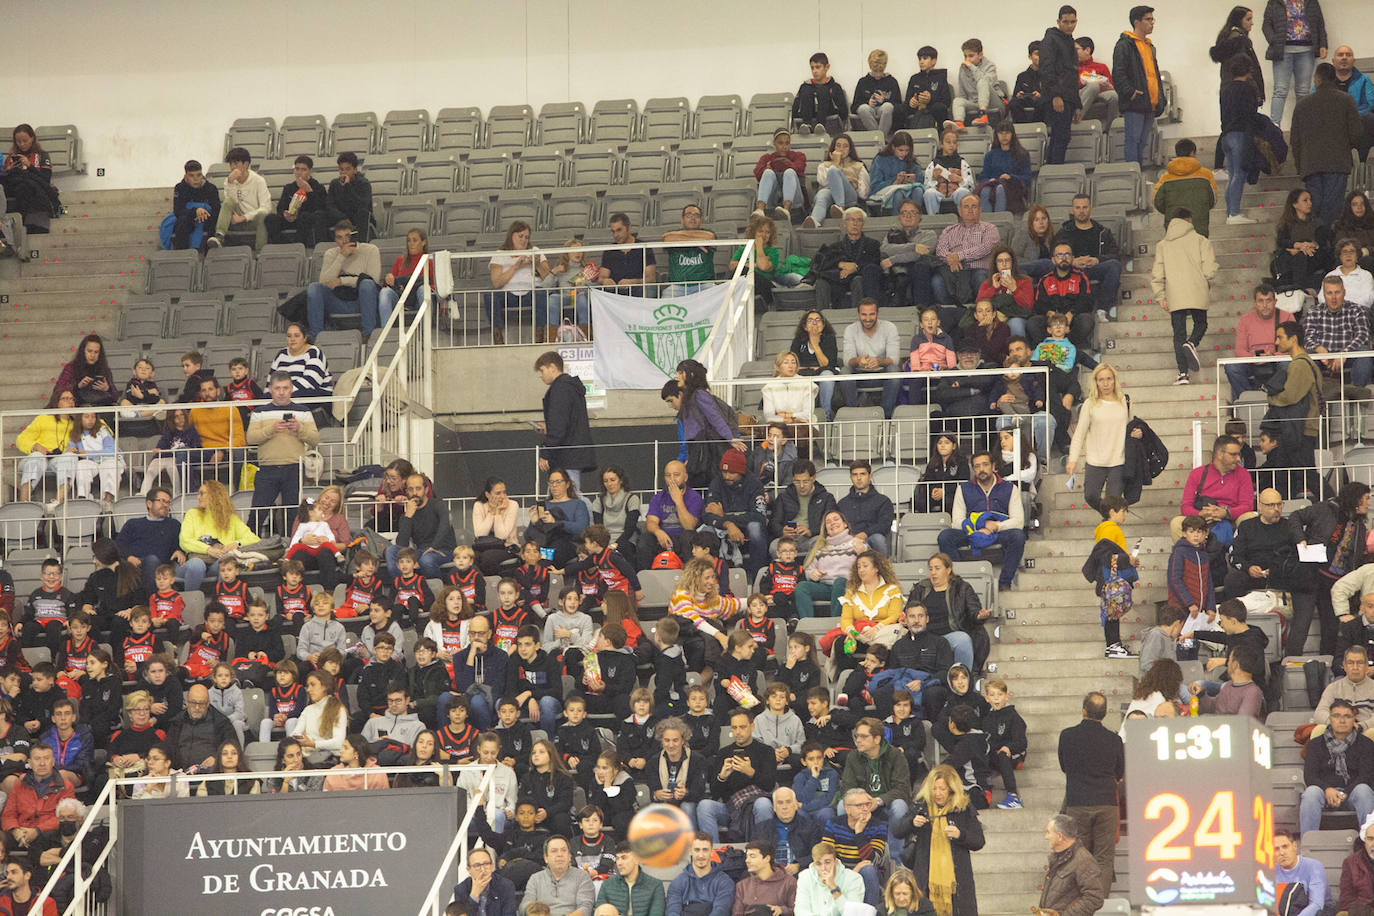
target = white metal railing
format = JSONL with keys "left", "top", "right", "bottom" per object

{"left": 31, "top": 762, "right": 494, "bottom": 916}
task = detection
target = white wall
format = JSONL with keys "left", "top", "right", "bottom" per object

{"left": 3, "top": 0, "right": 1372, "bottom": 190}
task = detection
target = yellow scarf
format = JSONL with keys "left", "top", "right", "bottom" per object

{"left": 927, "top": 804, "right": 958, "bottom": 916}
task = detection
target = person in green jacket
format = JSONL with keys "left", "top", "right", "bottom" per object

{"left": 595, "top": 842, "right": 666, "bottom": 916}
{"left": 838, "top": 717, "right": 913, "bottom": 864}
{"left": 1152, "top": 139, "right": 1219, "bottom": 237}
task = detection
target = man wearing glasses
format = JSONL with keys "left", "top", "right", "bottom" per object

{"left": 1176, "top": 434, "right": 1254, "bottom": 548}
{"left": 453, "top": 847, "right": 517, "bottom": 916}
{"left": 116, "top": 486, "right": 187, "bottom": 592}
{"left": 165, "top": 684, "right": 238, "bottom": 771}
{"left": 1225, "top": 487, "right": 1316, "bottom": 656}
{"left": 836, "top": 719, "right": 911, "bottom": 866}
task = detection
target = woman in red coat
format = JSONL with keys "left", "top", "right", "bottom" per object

{"left": 974, "top": 246, "right": 1034, "bottom": 339}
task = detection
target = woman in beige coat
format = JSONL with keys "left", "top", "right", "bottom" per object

{"left": 1151, "top": 209, "right": 1219, "bottom": 385}
{"left": 1067, "top": 363, "right": 1130, "bottom": 514}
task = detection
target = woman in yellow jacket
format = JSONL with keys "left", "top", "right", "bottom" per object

{"left": 832, "top": 549, "right": 906, "bottom": 667}
{"left": 16, "top": 390, "right": 76, "bottom": 507}
{"left": 178, "top": 480, "right": 259, "bottom": 590}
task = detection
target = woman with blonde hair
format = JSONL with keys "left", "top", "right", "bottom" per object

{"left": 177, "top": 479, "right": 259, "bottom": 590}
{"left": 670, "top": 556, "right": 743, "bottom": 680}
{"left": 290, "top": 483, "right": 351, "bottom": 590}
{"left": 892, "top": 765, "right": 985, "bottom": 916}
{"left": 884, "top": 867, "right": 936, "bottom": 916}
{"left": 792, "top": 511, "right": 860, "bottom": 621}
{"left": 1066, "top": 363, "right": 1130, "bottom": 514}
{"left": 762, "top": 350, "right": 819, "bottom": 427}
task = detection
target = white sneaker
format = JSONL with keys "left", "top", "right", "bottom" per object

{"left": 1105, "top": 643, "right": 1133, "bottom": 658}
{"left": 1096, "top": 309, "right": 1109, "bottom": 325}
{"left": 1183, "top": 341, "right": 1201, "bottom": 373}
{"left": 1174, "top": 372, "right": 1191, "bottom": 385}
{"left": 1226, "top": 214, "right": 1257, "bottom": 225}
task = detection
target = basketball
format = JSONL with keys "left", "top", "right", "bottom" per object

{"left": 626, "top": 804, "right": 694, "bottom": 867}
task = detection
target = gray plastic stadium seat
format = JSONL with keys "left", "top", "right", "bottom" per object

{"left": 0, "top": 504, "right": 47, "bottom": 551}
{"left": 120, "top": 297, "right": 168, "bottom": 340}
{"left": 642, "top": 98, "right": 691, "bottom": 143}
{"left": 256, "top": 244, "right": 307, "bottom": 290}
{"left": 381, "top": 109, "right": 432, "bottom": 155}
{"left": 277, "top": 115, "right": 328, "bottom": 158}
{"left": 676, "top": 139, "right": 724, "bottom": 183}
{"left": 173, "top": 302, "right": 222, "bottom": 339}
{"left": 331, "top": 111, "right": 380, "bottom": 156}
{"left": 463, "top": 151, "right": 513, "bottom": 193}
{"left": 434, "top": 107, "right": 483, "bottom": 153}
{"left": 707, "top": 179, "right": 758, "bottom": 232}
{"left": 1066, "top": 121, "right": 1104, "bottom": 166}
{"left": 385, "top": 196, "right": 441, "bottom": 238}
{"left": 600, "top": 186, "right": 653, "bottom": 228}
{"left": 34, "top": 125, "right": 83, "bottom": 174}
{"left": 486, "top": 105, "right": 535, "bottom": 149}
{"left": 255, "top": 158, "right": 296, "bottom": 188}
{"left": 411, "top": 154, "right": 460, "bottom": 196}
{"left": 695, "top": 95, "right": 744, "bottom": 139}
{"left": 747, "top": 92, "right": 795, "bottom": 135}
{"left": 568, "top": 144, "right": 621, "bottom": 188}
{"left": 729, "top": 136, "right": 773, "bottom": 180}
{"left": 538, "top": 102, "right": 587, "bottom": 147}
{"left": 589, "top": 99, "right": 639, "bottom": 144}
{"left": 1035, "top": 164, "right": 1088, "bottom": 212}
{"left": 144, "top": 250, "right": 200, "bottom": 295}
{"left": 1091, "top": 161, "right": 1144, "bottom": 210}
{"left": 623, "top": 143, "right": 670, "bottom": 185}
{"left": 650, "top": 184, "right": 708, "bottom": 229}
{"left": 547, "top": 189, "right": 597, "bottom": 233}
{"left": 227, "top": 293, "right": 279, "bottom": 338}
{"left": 442, "top": 194, "right": 490, "bottom": 236}
{"left": 365, "top": 158, "right": 410, "bottom": 199}
{"left": 493, "top": 195, "right": 544, "bottom": 233}
{"left": 224, "top": 117, "right": 277, "bottom": 161}
{"left": 202, "top": 245, "right": 254, "bottom": 292}
{"left": 515, "top": 147, "right": 565, "bottom": 190}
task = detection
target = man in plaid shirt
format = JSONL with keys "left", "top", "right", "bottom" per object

{"left": 1304, "top": 275, "right": 1372, "bottom": 387}
{"left": 933, "top": 195, "right": 1001, "bottom": 308}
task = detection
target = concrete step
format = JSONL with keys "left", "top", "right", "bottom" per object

{"left": 29, "top": 243, "right": 158, "bottom": 263}
{"left": 6, "top": 275, "right": 140, "bottom": 294}
{"left": 39, "top": 226, "right": 161, "bottom": 248}
{"left": 64, "top": 189, "right": 174, "bottom": 207}
{"left": 18, "top": 259, "right": 146, "bottom": 280}
{"left": 59, "top": 199, "right": 173, "bottom": 220}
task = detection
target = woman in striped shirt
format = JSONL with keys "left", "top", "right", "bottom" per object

{"left": 270, "top": 322, "right": 333, "bottom": 400}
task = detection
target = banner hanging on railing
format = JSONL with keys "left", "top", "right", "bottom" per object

{"left": 590, "top": 284, "right": 729, "bottom": 389}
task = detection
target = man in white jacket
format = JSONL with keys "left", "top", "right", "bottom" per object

{"left": 1151, "top": 208, "right": 1219, "bottom": 386}
{"left": 207, "top": 147, "right": 271, "bottom": 251}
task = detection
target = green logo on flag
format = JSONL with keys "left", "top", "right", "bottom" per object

{"left": 623, "top": 302, "right": 714, "bottom": 377}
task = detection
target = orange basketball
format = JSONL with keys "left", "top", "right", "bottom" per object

{"left": 627, "top": 803, "right": 694, "bottom": 867}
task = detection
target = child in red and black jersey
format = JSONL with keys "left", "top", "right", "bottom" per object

{"left": 260, "top": 659, "right": 306, "bottom": 743}
{"left": 182, "top": 604, "right": 232, "bottom": 682}
{"left": 120, "top": 608, "right": 159, "bottom": 680}
{"left": 760, "top": 536, "right": 803, "bottom": 619}
{"left": 491, "top": 579, "right": 531, "bottom": 654}
{"left": 435, "top": 693, "right": 478, "bottom": 762}
{"left": 0, "top": 565, "right": 15, "bottom": 618}
{"left": 341, "top": 551, "right": 391, "bottom": 619}
{"left": 55, "top": 612, "right": 96, "bottom": 698}
{"left": 690, "top": 531, "right": 733, "bottom": 596}
{"left": 0, "top": 613, "right": 31, "bottom": 677}
{"left": 739, "top": 593, "right": 779, "bottom": 676}
{"left": 563, "top": 526, "right": 642, "bottom": 604}
{"left": 225, "top": 357, "right": 264, "bottom": 425}
{"left": 148, "top": 564, "right": 185, "bottom": 644}
{"left": 213, "top": 557, "right": 250, "bottom": 623}
{"left": 446, "top": 546, "right": 485, "bottom": 613}
{"left": 235, "top": 599, "right": 285, "bottom": 686}
{"left": 275, "top": 560, "right": 311, "bottom": 635}
{"left": 390, "top": 548, "right": 433, "bottom": 629}
{"left": 425, "top": 587, "right": 470, "bottom": 668}
{"left": 514, "top": 541, "right": 552, "bottom": 611}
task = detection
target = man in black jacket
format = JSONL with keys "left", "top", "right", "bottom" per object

{"left": 453, "top": 847, "right": 517, "bottom": 916}
{"left": 814, "top": 209, "right": 883, "bottom": 310}
{"left": 166, "top": 684, "right": 239, "bottom": 770}
{"left": 170, "top": 160, "right": 220, "bottom": 251}
{"left": 770, "top": 787, "right": 824, "bottom": 874}
{"left": 534, "top": 350, "right": 596, "bottom": 492}
{"left": 1057, "top": 692, "right": 1123, "bottom": 899}
{"left": 266, "top": 155, "right": 329, "bottom": 247}
{"left": 1292, "top": 63, "right": 1364, "bottom": 228}
{"left": 768, "top": 460, "right": 837, "bottom": 557}
{"left": 1030, "top": 242, "right": 1096, "bottom": 349}
{"left": 881, "top": 604, "right": 955, "bottom": 718}
{"left": 1300, "top": 699, "right": 1374, "bottom": 834}
{"left": 903, "top": 47, "right": 953, "bottom": 131}
{"left": 386, "top": 473, "right": 457, "bottom": 579}
{"left": 792, "top": 52, "right": 849, "bottom": 137}
{"left": 837, "top": 460, "right": 894, "bottom": 556}
{"left": 324, "top": 151, "right": 374, "bottom": 241}
{"left": 1111, "top": 5, "right": 1166, "bottom": 166}
{"left": 1225, "top": 488, "right": 1317, "bottom": 655}
{"left": 703, "top": 449, "right": 770, "bottom": 577}
{"left": 1059, "top": 196, "right": 1122, "bottom": 315}
{"left": 1040, "top": 5, "right": 1081, "bottom": 164}
{"left": 697, "top": 710, "right": 777, "bottom": 843}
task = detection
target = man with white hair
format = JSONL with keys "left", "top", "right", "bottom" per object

{"left": 1035, "top": 813, "right": 1104, "bottom": 916}
{"left": 814, "top": 208, "right": 883, "bottom": 310}
{"left": 770, "top": 786, "right": 823, "bottom": 876}
{"left": 31, "top": 795, "right": 109, "bottom": 911}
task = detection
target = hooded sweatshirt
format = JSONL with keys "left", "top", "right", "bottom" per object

{"left": 669, "top": 863, "right": 735, "bottom": 916}
{"left": 1151, "top": 217, "right": 1219, "bottom": 313}
{"left": 735, "top": 866, "right": 800, "bottom": 916}
{"left": 1153, "top": 157, "right": 1218, "bottom": 237}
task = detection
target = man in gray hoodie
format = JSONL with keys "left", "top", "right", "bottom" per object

{"left": 360, "top": 685, "right": 425, "bottom": 747}
{"left": 952, "top": 39, "right": 1007, "bottom": 126}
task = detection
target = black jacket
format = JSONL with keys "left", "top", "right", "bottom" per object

{"left": 80, "top": 673, "right": 123, "bottom": 745}
{"left": 984, "top": 705, "right": 1028, "bottom": 757}
{"left": 325, "top": 173, "right": 374, "bottom": 240}
{"left": 709, "top": 739, "right": 777, "bottom": 799}
{"left": 1290, "top": 500, "right": 1367, "bottom": 574}
{"left": 774, "top": 809, "right": 824, "bottom": 869}
{"left": 452, "top": 873, "right": 518, "bottom": 916}
{"left": 1112, "top": 32, "right": 1166, "bottom": 116}
{"left": 1039, "top": 25, "right": 1082, "bottom": 110}
{"left": 274, "top": 178, "right": 328, "bottom": 220}
{"left": 643, "top": 748, "right": 709, "bottom": 804}
{"left": 1304, "top": 729, "right": 1374, "bottom": 792}
{"left": 903, "top": 69, "right": 953, "bottom": 127}
{"left": 837, "top": 486, "right": 894, "bottom": 543}
{"left": 812, "top": 235, "right": 882, "bottom": 282}
{"left": 907, "top": 578, "right": 982, "bottom": 637}
{"left": 1057, "top": 719, "right": 1124, "bottom": 807}
{"left": 852, "top": 75, "right": 902, "bottom": 116}
{"left": 1210, "top": 26, "right": 1265, "bottom": 98}
{"left": 172, "top": 179, "right": 221, "bottom": 227}
{"left": 1334, "top": 618, "right": 1374, "bottom": 677}
{"left": 165, "top": 707, "right": 239, "bottom": 770}
{"left": 793, "top": 80, "right": 849, "bottom": 126}
{"left": 1262, "top": 0, "right": 1326, "bottom": 62}
{"left": 893, "top": 803, "right": 985, "bottom": 916}
{"left": 1230, "top": 516, "right": 1300, "bottom": 577}
{"left": 506, "top": 649, "right": 563, "bottom": 704}
{"left": 769, "top": 482, "right": 837, "bottom": 540}
{"left": 888, "top": 629, "right": 955, "bottom": 675}
{"left": 541, "top": 373, "right": 596, "bottom": 472}
{"left": 1012, "top": 67, "right": 1046, "bottom": 111}
{"left": 1058, "top": 219, "right": 1120, "bottom": 262}
{"left": 396, "top": 498, "right": 457, "bottom": 557}
{"left": 704, "top": 473, "right": 769, "bottom": 529}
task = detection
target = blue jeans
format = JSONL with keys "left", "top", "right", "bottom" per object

{"left": 378, "top": 283, "right": 424, "bottom": 330}
{"left": 883, "top": 186, "right": 924, "bottom": 213}
{"left": 907, "top": 259, "right": 935, "bottom": 306}
{"left": 1220, "top": 131, "right": 1248, "bottom": 217}
{"left": 1271, "top": 46, "right": 1316, "bottom": 123}
{"left": 531, "top": 695, "right": 562, "bottom": 737}
{"left": 307, "top": 279, "right": 380, "bottom": 337}
{"left": 758, "top": 169, "right": 804, "bottom": 209}
{"left": 1046, "top": 105, "right": 1074, "bottom": 164}
{"left": 812, "top": 169, "right": 861, "bottom": 224}
{"left": 805, "top": 369, "right": 838, "bottom": 421}
{"left": 979, "top": 184, "right": 1008, "bottom": 212}
{"left": 793, "top": 578, "right": 847, "bottom": 617}
{"left": 866, "top": 533, "right": 889, "bottom": 556}
{"left": 1085, "top": 261, "right": 1123, "bottom": 311}
{"left": 177, "top": 557, "right": 219, "bottom": 592}
{"left": 997, "top": 413, "right": 1056, "bottom": 463}
{"left": 839, "top": 371, "right": 900, "bottom": 418}
{"left": 741, "top": 520, "right": 770, "bottom": 578}
{"left": 549, "top": 289, "right": 590, "bottom": 326}
{"left": 1300, "top": 783, "right": 1374, "bottom": 835}
{"left": 251, "top": 463, "right": 301, "bottom": 535}
{"left": 483, "top": 289, "right": 548, "bottom": 331}
{"left": 698, "top": 796, "right": 773, "bottom": 843}
{"left": 385, "top": 544, "right": 447, "bottom": 579}
{"left": 943, "top": 632, "right": 974, "bottom": 671}
{"left": 922, "top": 187, "right": 970, "bottom": 215}
{"left": 668, "top": 283, "right": 709, "bottom": 298}
{"left": 1224, "top": 362, "right": 1261, "bottom": 401}
{"left": 938, "top": 526, "right": 1026, "bottom": 588}
{"left": 440, "top": 691, "right": 494, "bottom": 730}
{"left": 1307, "top": 172, "right": 1349, "bottom": 229}
{"left": 1122, "top": 111, "right": 1154, "bottom": 166}
{"left": 1006, "top": 317, "right": 1028, "bottom": 338}
{"left": 1347, "top": 357, "right": 1374, "bottom": 388}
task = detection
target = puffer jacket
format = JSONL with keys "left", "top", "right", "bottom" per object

{"left": 909, "top": 330, "right": 956, "bottom": 372}
{"left": 1037, "top": 841, "right": 1105, "bottom": 916}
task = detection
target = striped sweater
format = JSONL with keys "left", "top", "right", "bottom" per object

{"left": 669, "top": 589, "right": 742, "bottom": 639}
{"left": 270, "top": 346, "right": 333, "bottom": 396}
{"left": 820, "top": 815, "right": 888, "bottom": 867}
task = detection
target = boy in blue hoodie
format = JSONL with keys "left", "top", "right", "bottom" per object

{"left": 1169, "top": 515, "right": 1215, "bottom": 660}
{"left": 793, "top": 740, "right": 841, "bottom": 817}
